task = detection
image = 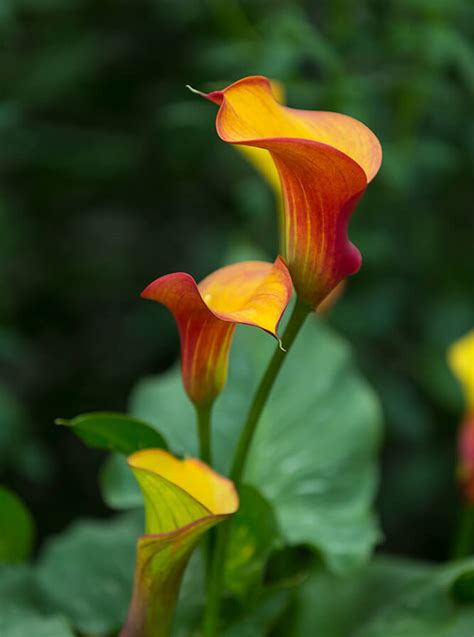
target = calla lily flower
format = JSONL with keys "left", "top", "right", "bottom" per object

{"left": 448, "top": 329, "right": 474, "bottom": 502}
{"left": 196, "top": 75, "right": 382, "bottom": 309}
{"left": 120, "top": 449, "right": 239, "bottom": 637}
{"left": 141, "top": 257, "right": 292, "bottom": 406}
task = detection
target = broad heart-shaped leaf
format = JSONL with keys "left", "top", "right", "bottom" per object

{"left": 0, "top": 565, "right": 74, "bottom": 637}
{"left": 37, "top": 512, "right": 142, "bottom": 635}
{"left": 56, "top": 411, "right": 167, "bottom": 455}
{"left": 285, "top": 556, "right": 474, "bottom": 637}
{"left": 131, "top": 314, "right": 382, "bottom": 572}
{"left": 0, "top": 486, "right": 35, "bottom": 563}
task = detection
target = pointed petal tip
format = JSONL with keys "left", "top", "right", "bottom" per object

{"left": 186, "top": 84, "right": 206, "bottom": 98}
{"left": 140, "top": 272, "right": 199, "bottom": 303}
{"left": 186, "top": 84, "right": 223, "bottom": 105}
{"left": 140, "top": 282, "right": 154, "bottom": 300}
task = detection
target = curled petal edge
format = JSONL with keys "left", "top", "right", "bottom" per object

{"left": 141, "top": 257, "right": 292, "bottom": 404}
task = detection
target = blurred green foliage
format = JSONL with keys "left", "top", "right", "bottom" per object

{"left": 0, "top": 0, "right": 473, "bottom": 571}
{"left": 0, "top": 486, "right": 34, "bottom": 563}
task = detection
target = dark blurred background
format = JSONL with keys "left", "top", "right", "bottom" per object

{"left": 1, "top": 0, "right": 473, "bottom": 562}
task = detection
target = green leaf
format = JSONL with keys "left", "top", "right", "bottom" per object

{"left": 100, "top": 452, "right": 143, "bottom": 510}
{"left": 288, "top": 555, "right": 432, "bottom": 637}
{"left": 0, "top": 565, "right": 74, "bottom": 637}
{"left": 451, "top": 569, "right": 474, "bottom": 603}
{"left": 37, "top": 512, "right": 142, "bottom": 635}
{"left": 56, "top": 411, "right": 167, "bottom": 455}
{"left": 0, "top": 615, "right": 74, "bottom": 637}
{"left": 132, "top": 372, "right": 197, "bottom": 458}
{"left": 265, "top": 545, "right": 316, "bottom": 590}
{"left": 131, "top": 315, "right": 382, "bottom": 573}
{"left": 357, "top": 559, "right": 474, "bottom": 637}
{"left": 225, "top": 485, "right": 282, "bottom": 599}
{"left": 287, "top": 556, "right": 474, "bottom": 637}
{"left": 0, "top": 565, "right": 40, "bottom": 618}
{"left": 0, "top": 486, "right": 34, "bottom": 563}
{"left": 244, "top": 321, "right": 382, "bottom": 573}
{"left": 223, "top": 588, "right": 292, "bottom": 637}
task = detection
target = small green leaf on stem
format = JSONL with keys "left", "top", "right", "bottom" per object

{"left": 56, "top": 411, "right": 167, "bottom": 455}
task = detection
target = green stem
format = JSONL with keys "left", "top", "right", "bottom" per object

{"left": 202, "top": 522, "right": 230, "bottom": 637}
{"left": 196, "top": 403, "right": 212, "bottom": 466}
{"left": 452, "top": 504, "right": 474, "bottom": 559}
{"left": 202, "top": 296, "right": 311, "bottom": 636}
{"left": 196, "top": 403, "right": 214, "bottom": 582}
{"left": 231, "top": 296, "right": 311, "bottom": 486}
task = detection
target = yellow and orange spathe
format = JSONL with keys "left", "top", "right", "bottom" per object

{"left": 199, "top": 75, "right": 382, "bottom": 309}
{"left": 141, "top": 257, "right": 292, "bottom": 406}
{"left": 120, "top": 449, "right": 238, "bottom": 637}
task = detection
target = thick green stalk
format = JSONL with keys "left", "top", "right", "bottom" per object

{"left": 196, "top": 402, "right": 214, "bottom": 578}
{"left": 196, "top": 403, "right": 213, "bottom": 466}
{"left": 202, "top": 296, "right": 311, "bottom": 636}
{"left": 230, "top": 296, "right": 311, "bottom": 486}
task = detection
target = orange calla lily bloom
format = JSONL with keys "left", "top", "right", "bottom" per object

{"left": 448, "top": 329, "right": 474, "bottom": 503}
{"left": 197, "top": 75, "right": 382, "bottom": 309}
{"left": 141, "top": 257, "right": 292, "bottom": 406}
{"left": 120, "top": 449, "right": 238, "bottom": 637}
